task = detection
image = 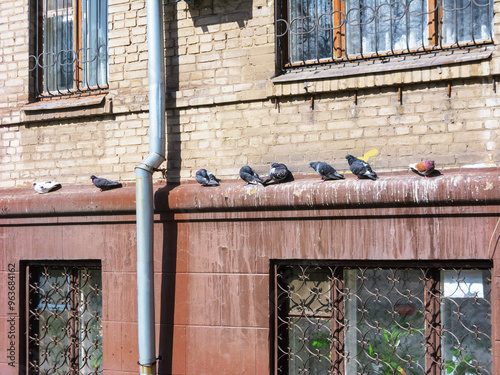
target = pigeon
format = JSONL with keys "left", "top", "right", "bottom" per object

{"left": 239, "top": 166, "right": 264, "bottom": 185}
{"left": 262, "top": 162, "right": 291, "bottom": 185}
{"left": 410, "top": 160, "right": 435, "bottom": 177}
{"left": 345, "top": 155, "right": 378, "bottom": 180}
{"left": 32, "top": 181, "right": 61, "bottom": 194}
{"left": 90, "top": 175, "right": 122, "bottom": 191}
{"left": 195, "top": 169, "right": 220, "bottom": 186}
{"left": 309, "top": 162, "right": 345, "bottom": 181}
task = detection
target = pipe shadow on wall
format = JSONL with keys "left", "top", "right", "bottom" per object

{"left": 157, "top": 212, "right": 179, "bottom": 374}
{"left": 156, "top": 0, "right": 254, "bottom": 371}
{"left": 157, "top": 0, "right": 181, "bottom": 372}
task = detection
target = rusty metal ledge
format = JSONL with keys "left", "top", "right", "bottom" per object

{"left": 160, "top": 169, "right": 500, "bottom": 213}
{"left": 1, "top": 169, "right": 500, "bottom": 219}
{"left": 0, "top": 184, "right": 137, "bottom": 219}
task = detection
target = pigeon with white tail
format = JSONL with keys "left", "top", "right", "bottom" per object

{"left": 33, "top": 181, "right": 61, "bottom": 194}
{"left": 239, "top": 166, "right": 264, "bottom": 185}
{"left": 345, "top": 155, "right": 377, "bottom": 180}
{"left": 262, "top": 162, "right": 292, "bottom": 185}
{"left": 195, "top": 169, "right": 220, "bottom": 186}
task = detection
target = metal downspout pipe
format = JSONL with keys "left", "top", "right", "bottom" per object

{"left": 136, "top": 0, "right": 165, "bottom": 373}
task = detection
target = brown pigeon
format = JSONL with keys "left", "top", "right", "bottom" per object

{"left": 409, "top": 160, "right": 435, "bottom": 177}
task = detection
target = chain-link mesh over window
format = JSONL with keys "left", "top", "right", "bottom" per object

{"left": 273, "top": 263, "right": 492, "bottom": 375}
{"left": 275, "top": 0, "right": 494, "bottom": 69}
{"left": 27, "top": 264, "right": 103, "bottom": 375}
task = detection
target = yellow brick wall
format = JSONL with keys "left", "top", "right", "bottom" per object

{"left": 0, "top": 0, "right": 500, "bottom": 188}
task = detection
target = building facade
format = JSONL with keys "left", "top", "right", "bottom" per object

{"left": 1, "top": 0, "right": 500, "bottom": 374}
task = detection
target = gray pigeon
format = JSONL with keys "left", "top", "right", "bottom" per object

{"left": 33, "top": 181, "right": 61, "bottom": 194}
{"left": 195, "top": 169, "right": 220, "bottom": 186}
{"left": 239, "top": 166, "right": 264, "bottom": 185}
{"left": 345, "top": 155, "right": 377, "bottom": 180}
{"left": 262, "top": 162, "right": 291, "bottom": 186}
{"left": 90, "top": 175, "right": 122, "bottom": 191}
{"left": 309, "top": 162, "right": 345, "bottom": 181}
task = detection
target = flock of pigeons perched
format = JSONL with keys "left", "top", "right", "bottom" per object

{"left": 32, "top": 175, "right": 123, "bottom": 194}
{"left": 196, "top": 155, "right": 437, "bottom": 186}
{"left": 32, "top": 156, "right": 436, "bottom": 193}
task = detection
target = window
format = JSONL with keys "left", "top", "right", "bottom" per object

{"left": 29, "top": 0, "right": 108, "bottom": 98}
{"left": 26, "top": 263, "right": 103, "bottom": 374}
{"left": 275, "top": 0, "right": 494, "bottom": 69}
{"left": 273, "top": 262, "right": 492, "bottom": 375}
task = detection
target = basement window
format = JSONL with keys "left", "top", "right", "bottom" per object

{"left": 26, "top": 262, "right": 103, "bottom": 374}
{"left": 272, "top": 262, "right": 492, "bottom": 374}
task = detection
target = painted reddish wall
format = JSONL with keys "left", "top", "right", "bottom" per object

{"left": 1, "top": 170, "right": 500, "bottom": 374}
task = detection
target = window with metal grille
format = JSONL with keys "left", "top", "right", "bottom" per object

{"left": 29, "top": 0, "right": 108, "bottom": 98}
{"left": 26, "top": 263, "right": 103, "bottom": 375}
{"left": 275, "top": 0, "right": 494, "bottom": 70}
{"left": 272, "top": 262, "right": 492, "bottom": 375}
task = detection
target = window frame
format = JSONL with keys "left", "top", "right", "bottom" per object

{"left": 270, "top": 260, "right": 492, "bottom": 375}
{"left": 29, "top": 0, "right": 109, "bottom": 100}
{"left": 20, "top": 260, "right": 103, "bottom": 375}
{"left": 275, "top": 0, "right": 494, "bottom": 70}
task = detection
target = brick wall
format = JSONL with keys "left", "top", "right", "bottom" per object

{"left": 0, "top": 0, "right": 500, "bottom": 188}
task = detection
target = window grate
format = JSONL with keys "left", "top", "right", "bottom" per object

{"left": 29, "top": 0, "right": 108, "bottom": 99}
{"left": 28, "top": 265, "right": 103, "bottom": 375}
{"left": 274, "top": 264, "right": 492, "bottom": 375}
{"left": 275, "top": 0, "right": 494, "bottom": 70}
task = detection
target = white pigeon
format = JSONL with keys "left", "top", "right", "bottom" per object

{"left": 32, "top": 181, "right": 61, "bottom": 194}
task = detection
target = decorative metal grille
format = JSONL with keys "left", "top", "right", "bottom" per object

{"left": 28, "top": 265, "right": 103, "bottom": 375}
{"left": 275, "top": 0, "right": 493, "bottom": 69}
{"left": 29, "top": 0, "right": 108, "bottom": 98}
{"left": 275, "top": 264, "right": 492, "bottom": 375}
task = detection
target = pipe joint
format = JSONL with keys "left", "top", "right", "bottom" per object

{"left": 136, "top": 152, "right": 166, "bottom": 174}
{"left": 139, "top": 363, "right": 157, "bottom": 375}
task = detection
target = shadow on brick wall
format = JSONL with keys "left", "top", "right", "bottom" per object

{"left": 186, "top": 0, "right": 253, "bottom": 30}
{"left": 158, "top": 2, "right": 181, "bottom": 373}
{"left": 157, "top": 214, "right": 179, "bottom": 375}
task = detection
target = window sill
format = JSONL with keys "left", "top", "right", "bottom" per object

{"left": 21, "top": 94, "right": 112, "bottom": 123}
{"left": 270, "top": 47, "right": 493, "bottom": 95}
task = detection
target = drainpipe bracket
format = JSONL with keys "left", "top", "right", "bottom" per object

{"left": 136, "top": 152, "right": 166, "bottom": 174}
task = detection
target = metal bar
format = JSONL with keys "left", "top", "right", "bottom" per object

{"left": 273, "top": 263, "right": 279, "bottom": 375}
{"left": 75, "top": 0, "right": 81, "bottom": 91}
{"left": 331, "top": 268, "right": 344, "bottom": 374}
{"left": 425, "top": 268, "right": 440, "bottom": 375}
{"left": 44, "top": 0, "right": 51, "bottom": 96}
{"left": 96, "top": 0, "right": 103, "bottom": 90}
{"left": 69, "top": 267, "right": 79, "bottom": 375}
{"left": 56, "top": 0, "right": 62, "bottom": 95}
